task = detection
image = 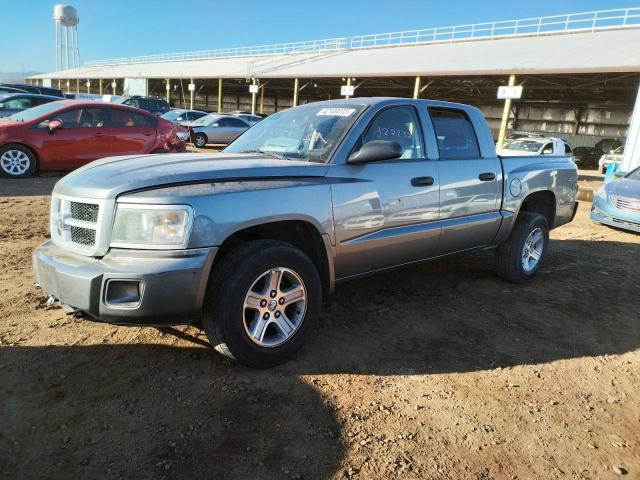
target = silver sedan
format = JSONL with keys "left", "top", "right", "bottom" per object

{"left": 189, "top": 114, "right": 251, "bottom": 147}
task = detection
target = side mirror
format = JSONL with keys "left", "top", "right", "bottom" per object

{"left": 48, "top": 120, "right": 63, "bottom": 133}
{"left": 348, "top": 140, "right": 403, "bottom": 165}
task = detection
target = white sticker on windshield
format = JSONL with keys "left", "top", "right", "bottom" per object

{"left": 316, "top": 108, "right": 356, "bottom": 117}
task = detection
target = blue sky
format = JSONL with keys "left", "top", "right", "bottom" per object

{"left": 0, "top": 0, "right": 634, "bottom": 73}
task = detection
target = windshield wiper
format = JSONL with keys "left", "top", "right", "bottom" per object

{"left": 242, "top": 149, "right": 289, "bottom": 161}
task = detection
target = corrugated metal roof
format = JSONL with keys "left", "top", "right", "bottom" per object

{"left": 29, "top": 28, "right": 640, "bottom": 80}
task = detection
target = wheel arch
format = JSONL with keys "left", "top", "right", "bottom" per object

{"left": 517, "top": 189, "right": 557, "bottom": 227}
{"left": 214, "top": 219, "right": 334, "bottom": 302}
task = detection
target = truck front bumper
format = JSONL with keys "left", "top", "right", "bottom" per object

{"left": 32, "top": 240, "right": 217, "bottom": 326}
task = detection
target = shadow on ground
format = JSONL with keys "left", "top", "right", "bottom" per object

{"left": 2, "top": 236, "right": 639, "bottom": 478}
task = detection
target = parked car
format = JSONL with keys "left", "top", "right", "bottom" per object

{"left": 0, "top": 83, "right": 64, "bottom": 98}
{"left": 0, "top": 100, "right": 187, "bottom": 178}
{"left": 595, "top": 138, "right": 623, "bottom": 154}
{"left": 189, "top": 114, "right": 251, "bottom": 147}
{"left": 161, "top": 109, "right": 208, "bottom": 125}
{"left": 591, "top": 166, "right": 640, "bottom": 233}
{"left": 599, "top": 145, "right": 624, "bottom": 173}
{"left": 32, "top": 98, "right": 578, "bottom": 367}
{"left": 110, "top": 96, "right": 171, "bottom": 116}
{"left": 0, "top": 93, "right": 62, "bottom": 118}
{"left": 497, "top": 137, "right": 573, "bottom": 157}
{"left": 572, "top": 146, "right": 603, "bottom": 169}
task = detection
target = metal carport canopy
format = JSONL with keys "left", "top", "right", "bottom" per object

{"left": 30, "top": 28, "right": 640, "bottom": 80}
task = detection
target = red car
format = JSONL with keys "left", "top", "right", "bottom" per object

{"left": 0, "top": 100, "right": 187, "bottom": 178}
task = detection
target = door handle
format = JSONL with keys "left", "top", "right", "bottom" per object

{"left": 479, "top": 172, "right": 496, "bottom": 181}
{"left": 411, "top": 176, "right": 434, "bottom": 187}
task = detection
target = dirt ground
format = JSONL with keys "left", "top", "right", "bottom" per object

{"left": 1, "top": 173, "right": 639, "bottom": 480}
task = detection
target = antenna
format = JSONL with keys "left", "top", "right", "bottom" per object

{"left": 53, "top": 5, "right": 80, "bottom": 71}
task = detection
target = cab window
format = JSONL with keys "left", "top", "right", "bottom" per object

{"left": 429, "top": 108, "right": 480, "bottom": 160}
{"left": 361, "top": 106, "right": 425, "bottom": 160}
{"left": 3, "top": 97, "right": 34, "bottom": 109}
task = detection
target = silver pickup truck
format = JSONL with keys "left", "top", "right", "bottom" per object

{"left": 33, "top": 98, "right": 578, "bottom": 367}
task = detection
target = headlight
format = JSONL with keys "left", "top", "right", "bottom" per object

{"left": 176, "top": 131, "right": 190, "bottom": 141}
{"left": 594, "top": 187, "right": 607, "bottom": 202}
{"left": 111, "top": 204, "right": 192, "bottom": 249}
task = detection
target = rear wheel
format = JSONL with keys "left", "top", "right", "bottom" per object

{"left": 194, "top": 133, "right": 208, "bottom": 148}
{"left": 496, "top": 212, "right": 549, "bottom": 283}
{"left": 203, "top": 240, "right": 322, "bottom": 368}
{"left": 0, "top": 144, "right": 37, "bottom": 178}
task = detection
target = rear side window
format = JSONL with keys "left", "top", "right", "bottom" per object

{"left": 109, "top": 108, "right": 157, "bottom": 127}
{"left": 3, "top": 97, "right": 34, "bottom": 109}
{"left": 429, "top": 108, "right": 481, "bottom": 160}
{"left": 564, "top": 142, "right": 572, "bottom": 154}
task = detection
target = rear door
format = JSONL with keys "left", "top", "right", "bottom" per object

{"left": 331, "top": 105, "right": 441, "bottom": 278}
{"left": 428, "top": 107, "right": 502, "bottom": 254}
{"left": 105, "top": 108, "right": 157, "bottom": 155}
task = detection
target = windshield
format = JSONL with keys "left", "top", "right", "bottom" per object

{"left": 502, "top": 139, "right": 544, "bottom": 152}
{"left": 224, "top": 103, "right": 365, "bottom": 162}
{"left": 8, "top": 101, "right": 64, "bottom": 122}
{"left": 626, "top": 167, "right": 640, "bottom": 180}
{"left": 161, "top": 110, "right": 181, "bottom": 121}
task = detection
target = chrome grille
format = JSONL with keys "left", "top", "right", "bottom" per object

{"left": 613, "top": 196, "right": 640, "bottom": 214}
{"left": 50, "top": 194, "right": 110, "bottom": 255}
{"left": 70, "top": 202, "right": 99, "bottom": 222}
{"left": 70, "top": 226, "right": 96, "bottom": 246}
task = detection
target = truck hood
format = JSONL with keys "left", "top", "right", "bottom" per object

{"left": 54, "top": 152, "right": 330, "bottom": 199}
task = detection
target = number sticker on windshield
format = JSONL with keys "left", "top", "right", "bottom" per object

{"left": 316, "top": 108, "right": 356, "bottom": 117}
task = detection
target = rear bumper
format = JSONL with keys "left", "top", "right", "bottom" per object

{"left": 32, "top": 240, "right": 217, "bottom": 325}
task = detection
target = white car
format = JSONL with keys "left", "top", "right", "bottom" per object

{"left": 497, "top": 137, "right": 573, "bottom": 158}
{"left": 598, "top": 146, "right": 624, "bottom": 174}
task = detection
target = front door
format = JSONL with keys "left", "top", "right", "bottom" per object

{"left": 428, "top": 107, "right": 502, "bottom": 255}
{"left": 39, "top": 106, "right": 112, "bottom": 169}
{"left": 331, "top": 105, "right": 441, "bottom": 279}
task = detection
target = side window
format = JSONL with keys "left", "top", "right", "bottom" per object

{"left": 50, "top": 108, "right": 83, "bottom": 128}
{"left": 564, "top": 142, "right": 572, "bottom": 154}
{"left": 4, "top": 98, "right": 33, "bottom": 109}
{"left": 361, "top": 106, "right": 425, "bottom": 160}
{"left": 429, "top": 108, "right": 480, "bottom": 160}
{"left": 109, "top": 109, "right": 156, "bottom": 127}
{"left": 541, "top": 143, "right": 553, "bottom": 155}
{"left": 226, "top": 118, "right": 249, "bottom": 128}
{"left": 78, "top": 108, "right": 107, "bottom": 128}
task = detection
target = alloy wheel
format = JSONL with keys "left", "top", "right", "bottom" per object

{"left": 1, "top": 150, "right": 30, "bottom": 176}
{"left": 242, "top": 267, "right": 307, "bottom": 347}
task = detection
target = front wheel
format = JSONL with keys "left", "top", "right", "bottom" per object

{"left": 202, "top": 240, "right": 322, "bottom": 368}
{"left": 0, "top": 144, "right": 37, "bottom": 178}
{"left": 194, "top": 133, "right": 208, "bottom": 148}
{"left": 496, "top": 212, "right": 549, "bottom": 283}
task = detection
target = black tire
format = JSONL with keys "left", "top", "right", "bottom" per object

{"left": 203, "top": 240, "right": 322, "bottom": 368}
{"left": 496, "top": 212, "right": 549, "bottom": 284}
{"left": 194, "top": 133, "right": 208, "bottom": 148}
{"left": 0, "top": 144, "right": 37, "bottom": 178}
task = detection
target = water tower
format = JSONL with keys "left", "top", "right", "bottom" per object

{"left": 53, "top": 5, "right": 80, "bottom": 71}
